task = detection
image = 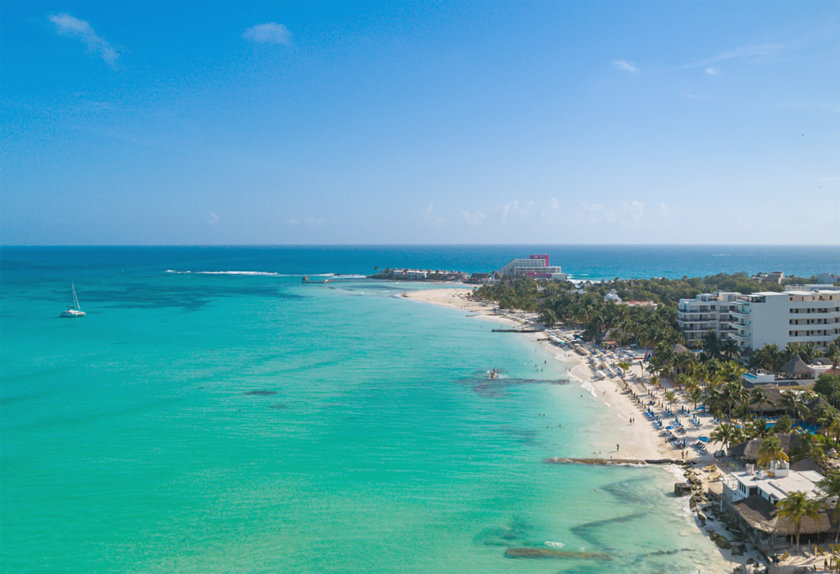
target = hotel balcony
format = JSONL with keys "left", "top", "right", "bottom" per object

{"left": 678, "top": 314, "right": 717, "bottom": 322}
{"left": 729, "top": 332, "right": 749, "bottom": 343}
{"left": 726, "top": 321, "right": 750, "bottom": 332}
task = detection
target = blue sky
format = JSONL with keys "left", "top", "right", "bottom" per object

{"left": 2, "top": 1, "right": 838, "bottom": 245}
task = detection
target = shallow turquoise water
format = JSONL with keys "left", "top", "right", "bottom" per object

{"left": 1, "top": 250, "right": 737, "bottom": 572}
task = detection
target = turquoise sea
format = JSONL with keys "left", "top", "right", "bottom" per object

{"left": 2, "top": 246, "right": 837, "bottom": 573}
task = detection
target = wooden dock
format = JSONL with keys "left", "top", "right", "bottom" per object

{"left": 491, "top": 328, "right": 542, "bottom": 333}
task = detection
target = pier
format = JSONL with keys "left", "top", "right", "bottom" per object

{"left": 491, "top": 328, "right": 542, "bottom": 333}
{"left": 544, "top": 457, "right": 687, "bottom": 466}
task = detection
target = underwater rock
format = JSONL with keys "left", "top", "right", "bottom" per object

{"left": 504, "top": 547, "right": 611, "bottom": 560}
{"left": 244, "top": 390, "right": 277, "bottom": 396}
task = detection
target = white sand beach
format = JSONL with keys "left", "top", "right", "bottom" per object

{"left": 403, "top": 286, "right": 755, "bottom": 572}
{"left": 403, "top": 287, "right": 721, "bottom": 462}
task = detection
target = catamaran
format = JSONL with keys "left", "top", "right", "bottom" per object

{"left": 61, "top": 284, "right": 86, "bottom": 318}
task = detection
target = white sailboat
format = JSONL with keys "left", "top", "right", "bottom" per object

{"left": 61, "top": 283, "right": 86, "bottom": 318}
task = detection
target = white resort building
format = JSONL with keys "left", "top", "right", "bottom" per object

{"left": 677, "top": 292, "right": 740, "bottom": 345}
{"left": 721, "top": 461, "right": 831, "bottom": 552}
{"left": 678, "top": 285, "right": 840, "bottom": 350}
{"left": 497, "top": 255, "right": 567, "bottom": 281}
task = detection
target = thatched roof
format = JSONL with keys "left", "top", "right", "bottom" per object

{"left": 673, "top": 343, "right": 690, "bottom": 355}
{"left": 733, "top": 495, "right": 831, "bottom": 536}
{"left": 781, "top": 354, "right": 813, "bottom": 376}
{"left": 746, "top": 386, "right": 829, "bottom": 414}
{"left": 728, "top": 434, "right": 806, "bottom": 462}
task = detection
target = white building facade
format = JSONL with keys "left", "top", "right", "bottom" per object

{"left": 677, "top": 292, "right": 740, "bottom": 345}
{"left": 498, "top": 255, "right": 567, "bottom": 281}
{"left": 678, "top": 286, "right": 840, "bottom": 350}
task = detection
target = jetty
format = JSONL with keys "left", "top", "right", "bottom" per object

{"left": 544, "top": 457, "right": 686, "bottom": 466}
{"left": 491, "top": 328, "right": 542, "bottom": 333}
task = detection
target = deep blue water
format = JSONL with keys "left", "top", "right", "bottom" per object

{"left": 2, "top": 244, "right": 838, "bottom": 282}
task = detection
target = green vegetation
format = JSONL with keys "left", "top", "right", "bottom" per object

{"left": 776, "top": 491, "right": 822, "bottom": 550}
{"left": 756, "top": 435, "right": 788, "bottom": 467}
{"left": 818, "top": 471, "right": 840, "bottom": 543}
{"left": 472, "top": 273, "right": 840, "bottom": 475}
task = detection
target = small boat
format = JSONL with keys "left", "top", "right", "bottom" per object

{"left": 61, "top": 283, "right": 86, "bottom": 318}
{"left": 302, "top": 275, "right": 331, "bottom": 284}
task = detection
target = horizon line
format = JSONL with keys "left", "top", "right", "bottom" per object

{"left": 2, "top": 243, "right": 839, "bottom": 249}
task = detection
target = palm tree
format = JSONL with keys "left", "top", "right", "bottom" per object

{"left": 818, "top": 471, "right": 840, "bottom": 543}
{"left": 688, "top": 386, "right": 705, "bottom": 410}
{"left": 746, "top": 419, "right": 773, "bottom": 440}
{"left": 777, "top": 491, "right": 821, "bottom": 550}
{"left": 675, "top": 372, "right": 691, "bottom": 391}
{"left": 780, "top": 391, "right": 811, "bottom": 423}
{"left": 825, "top": 417, "right": 840, "bottom": 448}
{"left": 774, "top": 414, "right": 793, "bottom": 435}
{"left": 756, "top": 435, "right": 789, "bottom": 467}
{"left": 721, "top": 338, "right": 741, "bottom": 361}
{"left": 710, "top": 423, "right": 742, "bottom": 456}
{"left": 750, "top": 387, "right": 769, "bottom": 415}
{"left": 720, "top": 360, "right": 746, "bottom": 385}
{"left": 674, "top": 351, "right": 697, "bottom": 379}
{"left": 722, "top": 380, "right": 750, "bottom": 422}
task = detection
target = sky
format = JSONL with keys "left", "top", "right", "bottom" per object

{"left": 1, "top": 1, "right": 839, "bottom": 245}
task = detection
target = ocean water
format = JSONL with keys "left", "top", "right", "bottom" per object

{"left": 4, "top": 245, "right": 833, "bottom": 573}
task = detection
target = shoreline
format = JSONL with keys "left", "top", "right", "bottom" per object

{"left": 402, "top": 286, "right": 760, "bottom": 572}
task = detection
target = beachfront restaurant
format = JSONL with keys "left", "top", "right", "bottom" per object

{"left": 721, "top": 462, "right": 832, "bottom": 552}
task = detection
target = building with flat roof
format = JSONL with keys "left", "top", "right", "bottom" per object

{"left": 678, "top": 286, "right": 840, "bottom": 350}
{"left": 720, "top": 461, "right": 832, "bottom": 552}
{"left": 497, "top": 255, "right": 567, "bottom": 281}
{"left": 677, "top": 292, "right": 740, "bottom": 346}
{"left": 730, "top": 287, "right": 840, "bottom": 350}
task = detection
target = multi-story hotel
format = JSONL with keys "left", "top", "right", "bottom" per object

{"left": 497, "top": 254, "right": 567, "bottom": 281}
{"left": 678, "top": 286, "right": 840, "bottom": 350}
{"left": 677, "top": 292, "right": 740, "bottom": 346}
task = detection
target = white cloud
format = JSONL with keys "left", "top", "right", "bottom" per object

{"left": 461, "top": 210, "right": 487, "bottom": 227}
{"left": 208, "top": 212, "right": 219, "bottom": 225}
{"left": 611, "top": 60, "right": 639, "bottom": 73}
{"left": 622, "top": 201, "right": 645, "bottom": 224}
{"left": 243, "top": 23, "right": 292, "bottom": 45}
{"left": 705, "top": 67, "right": 718, "bottom": 75}
{"left": 49, "top": 13, "right": 119, "bottom": 67}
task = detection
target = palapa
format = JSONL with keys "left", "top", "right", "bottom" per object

{"left": 732, "top": 495, "right": 832, "bottom": 536}
{"left": 780, "top": 354, "right": 813, "bottom": 376}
